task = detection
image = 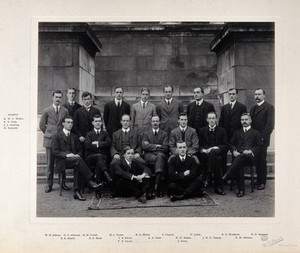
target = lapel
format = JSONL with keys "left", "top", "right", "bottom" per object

{"left": 254, "top": 102, "right": 267, "bottom": 115}
{"left": 59, "top": 130, "right": 69, "bottom": 144}
{"left": 230, "top": 102, "right": 238, "bottom": 114}
{"left": 121, "top": 157, "right": 131, "bottom": 172}
{"left": 243, "top": 128, "right": 254, "bottom": 142}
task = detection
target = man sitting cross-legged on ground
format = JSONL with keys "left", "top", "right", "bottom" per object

{"left": 110, "top": 146, "right": 152, "bottom": 204}
{"left": 51, "top": 116, "right": 102, "bottom": 201}
{"left": 168, "top": 141, "right": 204, "bottom": 202}
{"left": 85, "top": 114, "right": 112, "bottom": 199}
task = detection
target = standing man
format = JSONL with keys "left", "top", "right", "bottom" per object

{"left": 168, "top": 141, "right": 204, "bottom": 202}
{"left": 222, "top": 113, "right": 263, "bottom": 197}
{"left": 110, "top": 146, "right": 151, "bottom": 204}
{"left": 39, "top": 90, "right": 69, "bottom": 193}
{"left": 169, "top": 113, "right": 199, "bottom": 164}
{"left": 187, "top": 87, "right": 215, "bottom": 134}
{"left": 51, "top": 116, "right": 101, "bottom": 201}
{"left": 131, "top": 87, "right": 157, "bottom": 134}
{"left": 85, "top": 115, "right": 112, "bottom": 198}
{"left": 219, "top": 88, "right": 247, "bottom": 141}
{"left": 141, "top": 116, "right": 169, "bottom": 197}
{"left": 156, "top": 85, "right": 184, "bottom": 135}
{"left": 103, "top": 87, "right": 130, "bottom": 138}
{"left": 250, "top": 88, "right": 274, "bottom": 190}
{"left": 73, "top": 91, "right": 101, "bottom": 147}
{"left": 198, "top": 112, "right": 229, "bottom": 195}
{"left": 62, "top": 88, "right": 82, "bottom": 118}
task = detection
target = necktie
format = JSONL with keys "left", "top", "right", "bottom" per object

{"left": 124, "top": 130, "right": 128, "bottom": 135}
{"left": 181, "top": 130, "right": 185, "bottom": 141}
{"left": 55, "top": 106, "right": 59, "bottom": 114}
{"left": 154, "top": 130, "right": 157, "bottom": 136}
{"left": 67, "top": 132, "right": 71, "bottom": 142}
{"left": 181, "top": 157, "right": 185, "bottom": 163}
{"left": 167, "top": 100, "right": 170, "bottom": 105}
{"left": 96, "top": 130, "right": 100, "bottom": 136}
{"left": 142, "top": 102, "right": 145, "bottom": 109}
{"left": 117, "top": 101, "right": 121, "bottom": 108}
{"left": 230, "top": 103, "right": 233, "bottom": 109}
{"left": 209, "top": 128, "right": 214, "bottom": 132}
{"left": 244, "top": 128, "right": 248, "bottom": 133}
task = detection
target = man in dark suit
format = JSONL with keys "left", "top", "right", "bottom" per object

{"left": 73, "top": 91, "right": 102, "bottom": 145}
{"left": 51, "top": 116, "right": 102, "bottom": 201}
{"left": 222, "top": 113, "right": 263, "bottom": 197}
{"left": 187, "top": 87, "right": 215, "bottom": 134}
{"left": 39, "top": 90, "right": 69, "bottom": 193}
{"left": 198, "top": 112, "right": 229, "bottom": 195}
{"left": 110, "top": 146, "right": 152, "bottom": 204}
{"left": 169, "top": 113, "right": 199, "bottom": 164}
{"left": 103, "top": 87, "right": 130, "bottom": 138}
{"left": 141, "top": 116, "right": 169, "bottom": 197}
{"left": 168, "top": 141, "right": 204, "bottom": 202}
{"left": 250, "top": 88, "right": 274, "bottom": 190}
{"left": 85, "top": 114, "right": 112, "bottom": 198}
{"left": 110, "top": 114, "right": 146, "bottom": 167}
{"left": 156, "top": 85, "right": 184, "bottom": 135}
{"left": 62, "top": 88, "right": 82, "bottom": 118}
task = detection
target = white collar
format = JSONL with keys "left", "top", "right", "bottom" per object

{"left": 165, "top": 98, "right": 173, "bottom": 104}
{"left": 244, "top": 126, "right": 251, "bottom": 132}
{"left": 141, "top": 101, "right": 148, "bottom": 106}
{"left": 196, "top": 98, "right": 203, "bottom": 106}
{"left": 152, "top": 128, "right": 159, "bottom": 133}
{"left": 84, "top": 105, "right": 92, "bottom": 110}
{"left": 257, "top": 100, "right": 265, "bottom": 106}
{"left": 115, "top": 98, "right": 122, "bottom": 105}
{"left": 68, "top": 100, "right": 75, "bottom": 105}
{"left": 179, "top": 155, "right": 186, "bottom": 161}
{"left": 94, "top": 128, "right": 101, "bottom": 133}
{"left": 53, "top": 104, "right": 60, "bottom": 109}
{"left": 125, "top": 158, "right": 132, "bottom": 166}
{"left": 179, "top": 126, "right": 187, "bottom": 131}
{"left": 122, "top": 128, "right": 130, "bottom": 133}
{"left": 209, "top": 125, "right": 216, "bottom": 130}
{"left": 230, "top": 100, "right": 236, "bottom": 106}
{"left": 63, "top": 128, "right": 70, "bottom": 136}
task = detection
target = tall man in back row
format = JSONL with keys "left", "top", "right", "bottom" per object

{"left": 62, "top": 88, "right": 82, "bottom": 118}
{"left": 250, "top": 88, "right": 274, "bottom": 190}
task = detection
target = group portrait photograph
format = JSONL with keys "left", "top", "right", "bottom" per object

{"left": 36, "top": 21, "right": 275, "bottom": 218}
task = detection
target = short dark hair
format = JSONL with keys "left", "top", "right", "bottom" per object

{"left": 228, "top": 88, "right": 238, "bottom": 94}
{"left": 241, "top": 112, "right": 251, "bottom": 119}
{"left": 114, "top": 87, "right": 124, "bottom": 92}
{"left": 176, "top": 140, "right": 186, "bottom": 146}
{"left": 52, "top": 90, "right": 63, "bottom": 96}
{"left": 124, "top": 146, "right": 134, "bottom": 153}
{"left": 121, "top": 114, "right": 131, "bottom": 121}
{"left": 255, "top": 88, "right": 266, "bottom": 94}
{"left": 141, "top": 87, "right": 150, "bottom": 94}
{"left": 194, "top": 87, "right": 204, "bottom": 93}
{"left": 207, "top": 111, "right": 217, "bottom": 118}
{"left": 163, "top": 85, "right": 174, "bottom": 92}
{"left": 92, "top": 114, "right": 102, "bottom": 121}
{"left": 62, "top": 115, "right": 73, "bottom": 123}
{"left": 178, "top": 113, "right": 187, "bottom": 119}
{"left": 67, "top": 88, "right": 76, "bottom": 93}
{"left": 82, "top": 91, "right": 92, "bottom": 99}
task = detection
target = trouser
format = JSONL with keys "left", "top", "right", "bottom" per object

{"left": 111, "top": 178, "right": 150, "bottom": 197}
{"left": 86, "top": 153, "right": 109, "bottom": 183}
{"left": 256, "top": 147, "right": 267, "bottom": 185}
{"left": 46, "top": 147, "right": 65, "bottom": 186}
{"left": 168, "top": 177, "right": 203, "bottom": 197}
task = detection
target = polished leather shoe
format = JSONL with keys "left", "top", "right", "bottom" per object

{"left": 203, "top": 180, "right": 209, "bottom": 188}
{"left": 146, "top": 193, "right": 155, "bottom": 200}
{"left": 104, "top": 171, "right": 113, "bottom": 183}
{"left": 170, "top": 194, "right": 185, "bottom": 202}
{"left": 88, "top": 180, "right": 102, "bottom": 189}
{"left": 214, "top": 188, "right": 225, "bottom": 195}
{"left": 61, "top": 183, "right": 70, "bottom": 191}
{"left": 45, "top": 185, "right": 52, "bottom": 193}
{"left": 95, "top": 192, "right": 101, "bottom": 199}
{"left": 237, "top": 190, "right": 245, "bottom": 197}
{"left": 136, "top": 194, "right": 147, "bottom": 204}
{"left": 74, "top": 191, "right": 86, "bottom": 201}
{"left": 257, "top": 184, "right": 265, "bottom": 190}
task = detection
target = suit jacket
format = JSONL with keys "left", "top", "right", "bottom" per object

{"left": 141, "top": 129, "right": 169, "bottom": 155}
{"left": 39, "top": 105, "right": 69, "bottom": 148}
{"left": 187, "top": 100, "right": 215, "bottom": 129}
{"left": 84, "top": 129, "right": 111, "bottom": 158}
{"left": 230, "top": 128, "right": 263, "bottom": 157}
{"left": 219, "top": 101, "right": 247, "bottom": 140}
{"left": 168, "top": 155, "right": 198, "bottom": 182}
{"left": 131, "top": 101, "right": 157, "bottom": 133}
{"left": 62, "top": 101, "right": 82, "bottom": 117}
{"left": 169, "top": 126, "right": 199, "bottom": 155}
{"left": 110, "top": 128, "right": 142, "bottom": 157}
{"left": 112, "top": 156, "right": 151, "bottom": 180}
{"left": 250, "top": 102, "right": 274, "bottom": 146}
{"left": 73, "top": 106, "right": 102, "bottom": 138}
{"left": 198, "top": 126, "right": 229, "bottom": 154}
{"left": 51, "top": 130, "right": 82, "bottom": 173}
{"left": 103, "top": 100, "right": 130, "bottom": 137}
{"left": 156, "top": 98, "right": 184, "bottom": 133}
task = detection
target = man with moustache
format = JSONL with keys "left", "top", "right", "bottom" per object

{"left": 103, "top": 87, "right": 130, "bottom": 138}
{"left": 198, "top": 112, "right": 229, "bottom": 195}
{"left": 51, "top": 116, "right": 102, "bottom": 201}
{"left": 62, "top": 88, "right": 82, "bottom": 118}
{"left": 85, "top": 114, "right": 112, "bottom": 199}
{"left": 250, "top": 89, "right": 274, "bottom": 190}
{"left": 156, "top": 85, "right": 184, "bottom": 135}
{"left": 222, "top": 113, "right": 263, "bottom": 197}
{"left": 39, "top": 90, "right": 69, "bottom": 193}
{"left": 168, "top": 141, "right": 204, "bottom": 202}
{"left": 141, "top": 116, "right": 169, "bottom": 197}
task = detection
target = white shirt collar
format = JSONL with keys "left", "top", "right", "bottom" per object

{"left": 179, "top": 155, "right": 186, "bottom": 161}
{"left": 115, "top": 98, "right": 122, "bottom": 105}
{"left": 152, "top": 128, "right": 159, "bottom": 134}
{"left": 230, "top": 100, "right": 236, "bottom": 106}
{"left": 94, "top": 128, "right": 101, "bottom": 133}
{"left": 196, "top": 98, "right": 203, "bottom": 106}
{"left": 63, "top": 128, "right": 70, "bottom": 136}
{"left": 84, "top": 105, "right": 92, "bottom": 110}
{"left": 209, "top": 125, "right": 216, "bottom": 130}
{"left": 68, "top": 100, "right": 75, "bottom": 105}
{"left": 244, "top": 126, "right": 251, "bottom": 132}
{"left": 165, "top": 98, "right": 173, "bottom": 104}
{"left": 141, "top": 101, "right": 148, "bottom": 106}
{"left": 125, "top": 158, "right": 132, "bottom": 166}
{"left": 179, "top": 126, "right": 187, "bottom": 131}
{"left": 53, "top": 104, "right": 60, "bottom": 110}
{"left": 257, "top": 100, "right": 265, "bottom": 106}
{"left": 122, "top": 127, "right": 130, "bottom": 133}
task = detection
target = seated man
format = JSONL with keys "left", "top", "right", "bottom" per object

{"left": 198, "top": 112, "right": 229, "bottom": 195}
{"left": 168, "top": 141, "right": 204, "bottom": 202}
{"left": 141, "top": 116, "right": 169, "bottom": 197}
{"left": 85, "top": 114, "right": 112, "bottom": 199}
{"left": 51, "top": 116, "right": 101, "bottom": 201}
{"left": 222, "top": 113, "right": 263, "bottom": 197}
{"left": 110, "top": 146, "right": 152, "bottom": 204}
{"left": 110, "top": 114, "right": 146, "bottom": 166}
{"left": 169, "top": 113, "right": 200, "bottom": 165}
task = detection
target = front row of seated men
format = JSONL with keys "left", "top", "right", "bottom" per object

{"left": 50, "top": 112, "right": 263, "bottom": 203}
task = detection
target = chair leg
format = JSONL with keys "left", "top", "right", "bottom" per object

{"left": 250, "top": 166, "right": 255, "bottom": 193}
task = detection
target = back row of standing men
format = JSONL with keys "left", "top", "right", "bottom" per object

{"left": 39, "top": 85, "right": 274, "bottom": 201}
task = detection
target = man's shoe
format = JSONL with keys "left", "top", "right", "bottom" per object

{"left": 74, "top": 191, "right": 86, "bottom": 201}
{"left": 214, "top": 187, "right": 225, "bottom": 195}
{"left": 95, "top": 192, "right": 101, "bottom": 199}
{"left": 203, "top": 180, "right": 209, "bottom": 188}
{"left": 45, "top": 185, "right": 52, "bottom": 193}
{"left": 146, "top": 193, "right": 155, "bottom": 200}
{"left": 61, "top": 183, "right": 70, "bottom": 191}
{"left": 237, "top": 190, "right": 245, "bottom": 197}
{"left": 170, "top": 194, "right": 184, "bottom": 202}
{"left": 88, "top": 180, "right": 102, "bottom": 189}
{"left": 103, "top": 171, "right": 113, "bottom": 183}
{"left": 136, "top": 194, "right": 147, "bottom": 204}
{"left": 257, "top": 184, "right": 265, "bottom": 190}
